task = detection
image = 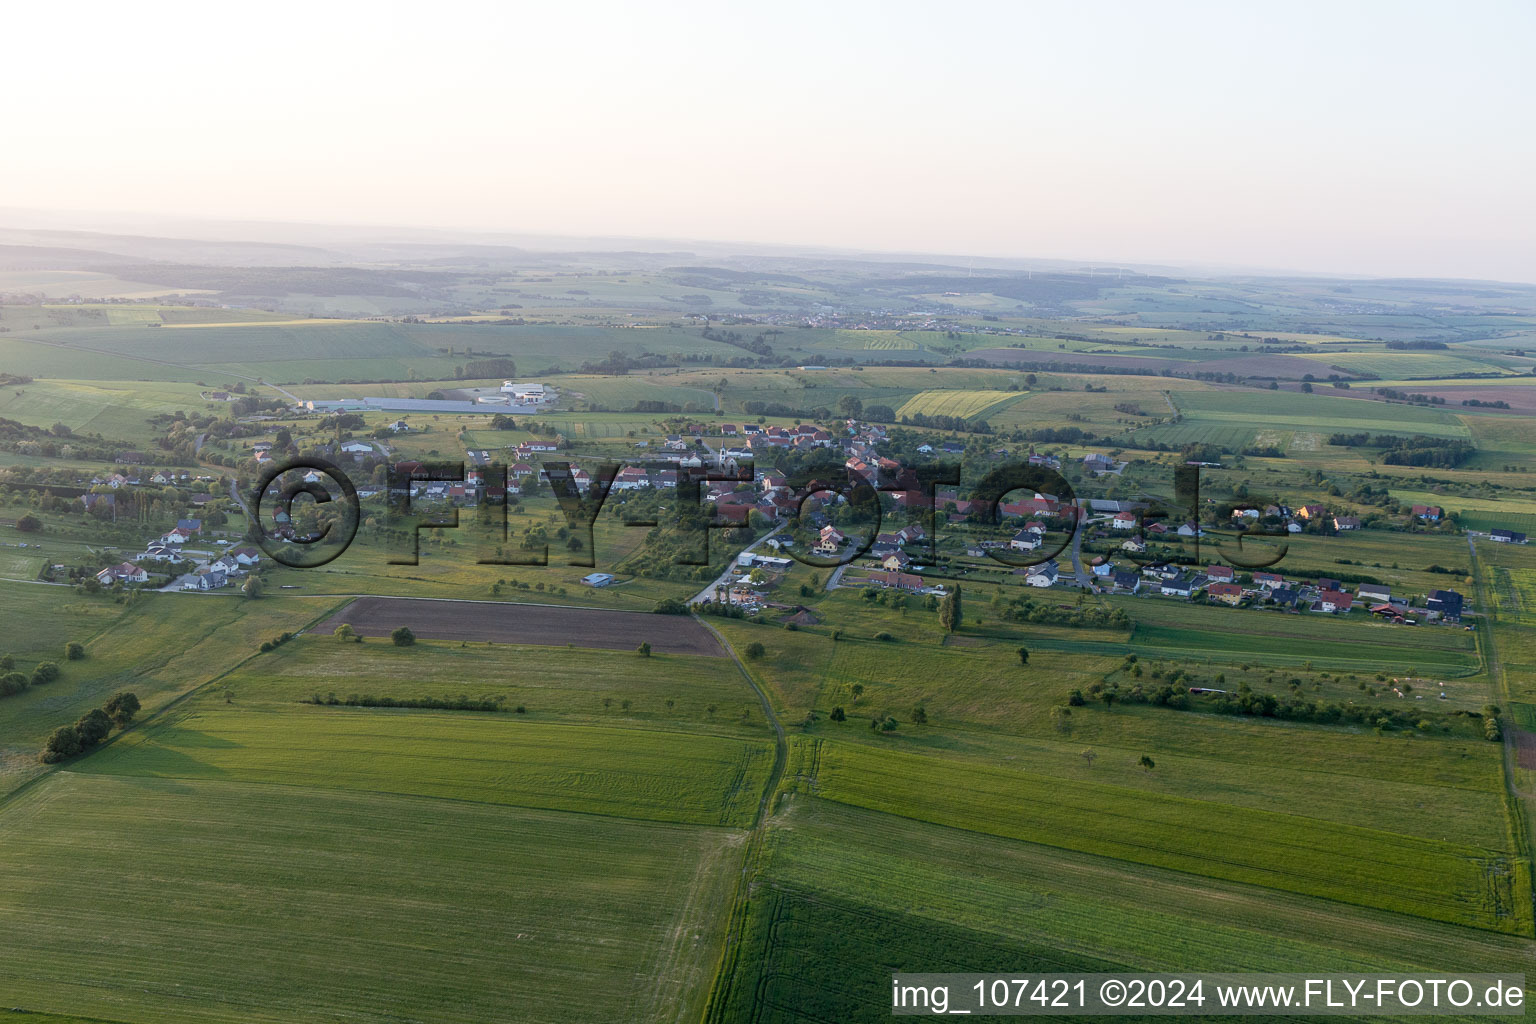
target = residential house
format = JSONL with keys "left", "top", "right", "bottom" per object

{"left": 1009, "top": 529, "right": 1042, "bottom": 552}
{"left": 1426, "top": 589, "right": 1464, "bottom": 622}
{"left": 96, "top": 562, "right": 148, "bottom": 586}
{"left": 814, "top": 525, "right": 846, "bottom": 556}
{"left": 869, "top": 569, "right": 925, "bottom": 591}
{"left": 1317, "top": 590, "right": 1354, "bottom": 614}
{"left": 185, "top": 570, "right": 229, "bottom": 591}
{"left": 1357, "top": 583, "right": 1392, "bottom": 603}
{"left": 1208, "top": 582, "right": 1244, "bottom": 606}
{"left": 611, "top": 467, "right": 651, "bottom": 490}
{"left": 1160, "top": 574, "right": 1196, "bottom": 598}
{"left": 230, "top": 547, "right": 262, "bottom": 566}
{"left": 1297, "top": 504, "right": 1326, "bottom": 520}
{"left": 1025, "top": 561, "right": 1059, "bottom": 587}
{"left": 1332, "top": 515, "right": 1362, "bottom": 531}
{"left": 1111, "top": 569, "right": 1142, "bottom": 593}
{"left": 1112, "top": 511, "right": 1138, "bottom": 530}
{"left": 1492, "top": 529, "right": 1528, "bottom": 544}
{"left": 1205, "top": 565, "right": 1234, "bottom": 583}
{"left": 1411, "top": 504, "right": 1442, "bottom": 521}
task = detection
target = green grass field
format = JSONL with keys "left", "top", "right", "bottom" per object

{"left": 0, "top": 772, "right": 741, "bottom": 1024}
{"left": 0, "top": 584, "right": 330, "bottom": 795}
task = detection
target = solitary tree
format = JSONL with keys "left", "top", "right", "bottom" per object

{"left": 30, "top": 661, "right": 60, "bottom": 685}
{"left": 1080, "top": 749, "right": 1097, "bottom": 768}
{"left": 15, "top": 514, "right": 41, "bottom": 533}
{"left": 1017, "top": 645, "right": 1029, "bottom": 666}
{"left": 64, "top": 641, "right": 86, "bottom": 661}
{"left": 333, "top": 623, "right": 358, "bottom": 642}
{"left": 1138, "top": 754, "right": 1156, "bottom": 771}
{"left": 241, "top": 577, "right": 264, "bottom": 599}
{"left": 910, "top": 705, "right": 928, "bottom": 725}
{"left": 850, "top": 683, "right": 865, "bottom": 703}
{"left": 637, "top": 641, "right": 652, "bottom": 657}
{"left": 744, "top": 641, "right": 766, "bottom": 660}
{"left": 391, "top": 627, "right": 416, "bottom": 647}
{"left": 830, "top": 706, "right": 846, "bottom": 722}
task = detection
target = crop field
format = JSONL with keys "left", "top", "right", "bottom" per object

{"left": 556, "top": 373, "right": 718, "bottom": 410}
{"left": 1125, "top": 614, "right": 1478, "bottom": 673}
{"left": 709, "top": 797, "right": 1536, "bottom": 1023}
{"left": 81, "top": 708, "right": 773, "bottom": 826}
{"left": 315, "top": 596, "right": 726, "bottom": 654}
{"left": 1297, "top": 349, "right": 1518, "bottom": 379}
{"left": 809, "top": 740, "right": 1527, "bottom": 932}
{"left": 1169, "top": 389, "right": 1471, "bottom": 437}
{"left": 8, "top": 321, "right": 728, "bottom": 384}
{"left": 0, "top": 773, "right": 741, "bottom": 1024}
{"left": 0, "top": 378, "right": 217, "bottom": 443}
{"left": 210, "top": 633, "right": 767, "bottom": 726}
{"left": 0, "top": 584, "right": 327, "bottom": 795}
{"left": 894, "top": 389, "right": 1021, "bottom": 421}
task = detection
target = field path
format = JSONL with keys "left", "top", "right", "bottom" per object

{"left": 1469, "top": 535, "right": 1536, "bottom": 801}
{"left": 690, "top": 611, "right": 788, "bottom": 1020}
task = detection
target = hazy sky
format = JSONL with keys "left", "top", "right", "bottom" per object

{"left": 5, "top": 1, "right": 1534, "bottom": 281}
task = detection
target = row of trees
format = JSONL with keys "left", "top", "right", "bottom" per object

{"left": 40, "top": 692, "right": 139, "bottom": 763}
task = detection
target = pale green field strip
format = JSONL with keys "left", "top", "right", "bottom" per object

{"left": 0, "top": 772, "right": 740, "bottom": 1024}
{"left": 81, "top": 709, "right": 773, "bottom": 827}
{"left": 809, "top": 740, "right": 1530, "bottom": 933}
{"left": 209, "top": 636, "right": 760, "bottom": 724}
{"left": 894, "top": 389, "right": 1022, "bottom": 420}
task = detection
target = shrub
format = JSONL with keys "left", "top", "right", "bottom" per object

{"left": 30, "top": 661, "right": 60, "bottom": 685}
{"left": 652, "top": 598, "right": 688, "bottom": 615}
{"left": 64, "top": 641, "right": 86, "bottom": 661}
{"left": 744, "top": 641, "right": 766, "bottom": 660}
{"left": 391, "top": 627, "right": 416, "bottom": 647}
{"left": 637, "top": 641, "right": 652, "bottom": 657}
{"left": 15, "top": 513, "right": 42, "bottom": 533}
{"left": 874, "top": 631, "right": 895, "bottom": 642}
{"left": 0, "top": 671, "right": 27, "bottom": 697}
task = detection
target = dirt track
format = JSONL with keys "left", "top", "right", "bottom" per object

{"left": 314, "top": 597, "right": 726, "bottom": 656}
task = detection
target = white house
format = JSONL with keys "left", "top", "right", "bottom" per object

{"left": 1009, "top": 529, "right": 1042, "bottom": 551}
{"left": 1025, "top": 561, "right": 1059, "bottom": 587}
